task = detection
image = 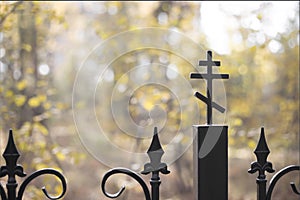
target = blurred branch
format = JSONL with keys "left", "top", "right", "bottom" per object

{"left": 0, "top": 1, "right": 22, "bottom": 26}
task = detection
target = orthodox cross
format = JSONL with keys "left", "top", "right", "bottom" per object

{"left": 190, "top": 51, "right": 229, "bottom": 125}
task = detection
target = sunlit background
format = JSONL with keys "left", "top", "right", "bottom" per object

{"left": 0, "top": 1, "right": 299, "bottom": 200}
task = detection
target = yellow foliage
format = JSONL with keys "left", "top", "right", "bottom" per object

{"left": 232, "top": 118, "right": 243, "bottom": 127}
{"left": 56, "top": 102, "right": 66, "bottom": 109}
{"left": 35, "top": 163, "right": 48, "bottom": 170}
{"left": 55, "top": 184, "right": 63, "bottom": 197}
{"left": 143, "top": 100, "right": 154, "bottom": 111}
{"left": 19, "top": 121, "right": 32, "bottom": 136}
{"left": 36, "top": 141, "right": 46, "bottom": 149}
{"left": 25, "top": 67, "right": 34, "bottom": 74}
{"left": 71, "top": 152, "right": 87, "bottom": 164}
{"left": 56, "top": 152, "right": 66, "bottom": 161}
{"left": 229, "top": 138, "right": 235, "bottom": 146}
{"left": 43, "top": 101, "right": 52, "bottom": 109}
{"left": 5, "top": 90, "right": 14, "bottom": 98}
{"left": 28, "top": 96, "right": 41, "bottom": 107}
{"left": 14, "top": 95, "right": 27, "bottom": 107}
{"left": 33, "top": 122, "right": 48, "bottom": 135}
{"left": 22, "top": 43, "right": 32, "bottom": 52}
{"left": 36, "top": 15, "right": 43, "bottom": 25}
{"left": 37, "top": 94, "right": 47, "bottom": 102}
{"left": 118, "top": 74, "right": 129, "bottom": 84}
{"left": 19, "top": 141, "right": 29, "bottom": 152}
{"left": 16, "top": 80, "right": 27, "bottom": 91}
{"left": 37, "top": 80, "right": 47, "bottom": 87}
{"left": 247, "top": 140, "right": 257, "bottom": 149}
{"left": 47, "top": 88, "right": 57, "bottom": 95}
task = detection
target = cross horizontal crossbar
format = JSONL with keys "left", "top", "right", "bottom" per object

{"left": 194, "top": 92, "right": 225, "bottom": 113}
{"left": 190, "top": 73, "right": 229, "bottom": 79}
{"left": 199, "top": 60, "right": 221, "bottom": 66}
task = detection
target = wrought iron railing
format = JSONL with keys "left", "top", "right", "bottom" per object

{"left": 1, "top": 128, "right": 299, "bottom": 200}
{"left": 0, "top": 127, "right": 170, "bottom": 200}
{"left": 248, "top": 127, "right": 300, "bottom": 200}
{"left": 101, "top": 127, "right": 169, "bottom": 200}
{"left": 0, "top": 130, "right": 67, "bottom": 200}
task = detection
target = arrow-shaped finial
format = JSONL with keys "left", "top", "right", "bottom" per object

{"left": 141, "top": 127, "right": 170, "bottom": 175}
{"left": 248, "top": 127, "right": 275, "bottom": 178}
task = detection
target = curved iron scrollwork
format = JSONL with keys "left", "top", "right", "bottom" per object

{"left": 249, "top": 127, "right": 300, "bottom": 200}
{"left": 17, "top": 169, "right": 67, "bottom": 200}
{"left": 0, "top": 130, "right": 67, "bottom": 200}
{"left": 266, "top": 165, "right": 300, "bottom": 200}
{"left": 102, "top": 168, "right": 151, "bottom": 200}
{"left": 101, "top": 127, "right": 169, "bottom": 200}
{"left": 291, "top": 182, "right": 300, "bottom": 195}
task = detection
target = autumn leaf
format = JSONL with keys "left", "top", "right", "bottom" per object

{"left": 16, "top": 80, "right": 27, "bottom": 91}
{"left": 33, "top": 122, "right": 48, "bottom": 135}
{"left": 14, "top": 95, "right": 27, "bottom": 107}
{"left": 28, "top": 96, "right": 41, "bottom": 107}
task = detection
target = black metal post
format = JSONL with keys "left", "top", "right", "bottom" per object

{"left": 256, "top": 179, "right": 267, "bottom": 200}
{"left": 150, "top": 171, "right": 161, "bottom": 200}
{"left": 142, "top": 127, "right": 170, "bottom": 200}
{"left": 6, "top": 183, "right": 16, "bottom": 200}
{"left": 194, "top": 125, "right": 228, "bottom": 200}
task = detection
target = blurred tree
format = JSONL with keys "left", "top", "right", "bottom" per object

{"left": 0, "top": 2, "right": 84, "bottom": 199}
{"left": 0, "top": 1, "right": 298, "bottom": 200}
{"left": 222, "top": 3, "right": 299, "bottom": 152}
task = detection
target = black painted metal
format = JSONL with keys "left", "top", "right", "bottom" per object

{"left": 0, "top": 130, "right": 67, "bottom": 200}
{"left": 248, "top": 127, "right": 275, "bottom": 200}
{"left": 249, "top": 127, "right": 300, "bottom": 200}
{"left": 266, "top": 165, "right": 300, "bottom": 200}
{"left": 191, "top": 50, "right": 229, "bottom": 200}
{"left": 194, "top": 125, "right": 228, "bottom": 200}
{"left": 142, "top": 127, "right": 170, "bottom": 200}
{"left": 102, "top": 168, "right": 151, "bottom": 200}
{"left": 102, "top": 127, "right": 169, "bottom": 200}
{"left": 190, "top": 50, "right": 229, "bottom": 125}
{"left": 291, "top": 181, "right": 300, "bottom": 195}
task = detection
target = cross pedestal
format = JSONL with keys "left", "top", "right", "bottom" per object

{"left": 193, "top": 125, "right": 228, "bottom": 200}
{"left": 190, "top": 51, "right": 229, "bottom": 200}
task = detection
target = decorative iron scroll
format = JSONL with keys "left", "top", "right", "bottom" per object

{"left": 101, "top": 127, "right": 169, "bottom": 200}
{"left": 102, "top": 168, "right": 151, "bottom": 200}
{"left": 266, "top": 165, "right": 300, "bottom": 200}
{"left": 0, "top": 130, "right": 67, "bottom": 200}
{"left": 249, "top": 127, "right": 300, "bottom": 200}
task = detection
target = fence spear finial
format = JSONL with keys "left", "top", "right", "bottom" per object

{"left": 0, "top": 129, "right": 26, "bottom": 179}
{"left": 248, "top": 127, "right": 275, "bottom": 177}
{"left": 142, "top": 127, "right": 169, "bottom": 175}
